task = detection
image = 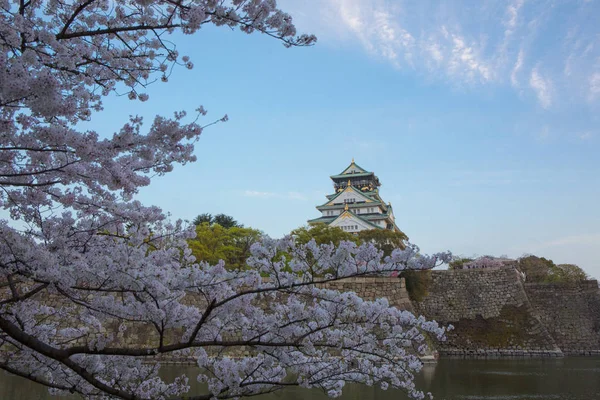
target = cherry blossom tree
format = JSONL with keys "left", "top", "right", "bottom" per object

{"left": 0, "top": 1, "right": 452, "bottom": 399}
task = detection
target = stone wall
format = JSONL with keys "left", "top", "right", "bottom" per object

{"left": 0, "top": 278, "right": 414, "bottom": 363}
{"left": 4, "top": 272, "right": 600, "bottom": 360}
{"left": 525, "top": 280, "right": 600, "bottom": 355}
{"left": 411, "top": 268, "right": 562, "bottom": 357}
{"left": 319, "top": 277, "right": 413, "bottom": 311}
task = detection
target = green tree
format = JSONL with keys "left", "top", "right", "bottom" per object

{"left": 518, "top": 255, "right": 556, "bottom": 282}
{"left": 193, "top": 213, "right": 213, "bottom": 226}
{"left": 357, "top": 229, "right": 408, "bottom": 257}
{"left": 518, "top": 255, "right": 589, "bottom": 283}
{"left": 549, "top": 264, "right": 589, "bottom": 283}
{"left": 188, "top": 223, "right": 262, "bottom": 269}
{"left": 291, "top": 224, "right": 359, "bottom": 246}
{"left": 214, "top": 213, "right": 242, "bottom": 228}
{"left": 192, "top": 213, "right": 242, "bottom": 228}
{"left": 193, "top": 213, "right": 214, "bottom": 226}
{"left": 290, "top": 225, "right": 411, "bottom": 277}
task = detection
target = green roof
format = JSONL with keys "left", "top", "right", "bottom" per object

{"left": 328, "top": 210, "right": 383, "bottom": 230}
{"left": 362, "top": 213, "right": 390, "bottom": 221}
{"left": 309, "top": 208, "right": 395, "bottom": 230}
{"left": 316, "top": 201, "right": 383, "bottom": 211}
{"left": 330, "top": 171, "right": 374, "bottom": 180}
{"left": 317, "top": 185, "right": 378, "bottom": 208}
{"left": 333, "top": 161, "right": 371, "bottom": 176}
{"left": 307, "top": 216, "right": 336, "bottom": 224}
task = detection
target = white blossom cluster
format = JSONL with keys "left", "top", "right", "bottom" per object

{"left": 1, "top": 233, "right": 451, "bottom": 399}
{"left": 0, "top": 1, "right": 451, "bottom": 399}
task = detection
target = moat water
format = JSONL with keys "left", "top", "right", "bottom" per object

{"left": 2, "top": 357, "right": 600, "bottom": 399}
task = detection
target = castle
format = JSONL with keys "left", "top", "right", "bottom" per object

{"left": 308, "top": 160, "right": 401, "bottom": 233}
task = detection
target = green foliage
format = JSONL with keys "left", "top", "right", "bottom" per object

{"left": 549, "top": 264, "right": 589, "bottom": 283}
{"left": 356, "top": 228, "right": 408, "bottom": 257}
{"left": 292, "top": 224, "right": 408, "bottom": 258}
{"left": 213, "top": 214, "right": 241, "bottom": 229}
{"left": 193, "top": 213, "right": 213, "bottom": 226}
{"left": 188, "top": 223, "right": 262, "bottom": 270}
{"left": 518, "top": 255, "right": 589, "bottom": 283}
{"left": 448, "top": 257, "right": 474, "bottom": 270}
{"left": 518, "top": 255, "right": 555, "bottom": 282}
{"left": 402, "top": 270, "right": 432, "bottom": 302}
{"left": 192, "top": 213, "right": 242, "bottom": 229}
{"left": 291, "top": 224, "right": 359, "bottom": 246}
{"left": 290, "top": 225, "right": 411, "bottom": 277}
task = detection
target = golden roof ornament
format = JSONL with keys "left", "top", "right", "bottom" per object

{"left": 344, "top": 203, "right": 349, "bottom": 211}
{"left": 347, "top": 179, "right": 351, "bottom": 187}
{"left": 351, "top": 157, "right": 355, "bottom": 164}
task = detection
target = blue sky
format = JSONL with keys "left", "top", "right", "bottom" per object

{"left": 93, "top": 1, "right": 600, "bottom": 278}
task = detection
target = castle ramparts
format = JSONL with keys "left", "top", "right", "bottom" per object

{"left": 336, "top": 268, "right": 600, "bottom": 357}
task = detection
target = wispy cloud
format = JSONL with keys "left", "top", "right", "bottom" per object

{"left": 334, "top": 0, "right": 414, "bottom": 67}
{"left": 590, "top": 73, "right": 600, "bottom": 101}
{"left": 529, "top": 67, "right": 552, "bottom": 108}
{"left": 577, "top": 131, "right": 594, "bottom": 141}
{"left": 511, "top": 49, "right": 524, "bottom": 87}
{"left": 283, "top": 0, "right": 600, "bottom": 109}
{"left": 243, "top": 190, "right": 308, "bottom": 201}
{"left": 534, "top": 233, "right": 600, "bottom": 249}
{"left": 448, "top": 33, "right": 492, "bottom": 82}
{"left": 505, "top": 0, "right": 525, "bottom": 32}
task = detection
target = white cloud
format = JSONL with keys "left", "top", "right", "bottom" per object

{"left": 578, "top": 131, "right": 594, "bottom": 140}
{"left": 243, "top": 190, "right": 276, "bottom": 198}
{"left": 590, "top": 72, "right": 600, "bottom": 101}
{"left": 505, "top": 0, "right": 525, "bottom": 32}
{"left": 529, "top": 67, "right": 553, "bottom": 108}
{"left": 511, "top": 49, "right": 524, "bottom": 87}
{"left": 333, "top": 0, "right": 414, "bottom": 66}
{"left": 535, "top": 233, "right": 600, "bottom": 249}
{"left": 449, "top": 34, "right": 492, "bottom": 82}
{"left": 425, "top": 41, "right": 444, "bottom": 63}
{"left": 500, "top": 0, "right": 525, "bottom": 61}
{"left": 281, "top": 0, "right": 598, "bottom": 109}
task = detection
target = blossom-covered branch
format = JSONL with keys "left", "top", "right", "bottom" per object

{"left": 0, "top": 1, "right": 451, "bottom": 399}
{"left": 1, "top": 234, "right": 451, "bottom": 399}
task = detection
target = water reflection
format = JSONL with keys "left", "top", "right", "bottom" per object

{"left": 2, "top": 357, "right": 600, "bottom": 399}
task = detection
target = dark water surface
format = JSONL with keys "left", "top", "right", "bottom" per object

{"left": 2, "top": 357, "right": 600, "bottom": 399}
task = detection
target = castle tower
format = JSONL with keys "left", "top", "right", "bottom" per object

{"left": 307, "top": 160, "right": 401, "bottom": 233}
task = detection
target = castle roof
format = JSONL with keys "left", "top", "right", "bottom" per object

{"left": 314, "top": 208, "right": 383, "bottom": 230}
{"left": 308, "top": 160, "right": 400, "bottom": 233}
{"left": 317, "top": 184, "right": 376, "bottom": 208}
{"left": 333, "top": 159, "right": 370, "bottom": 176}
{"left": 330, "top": 171, "right": 374, "bottom": 180}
